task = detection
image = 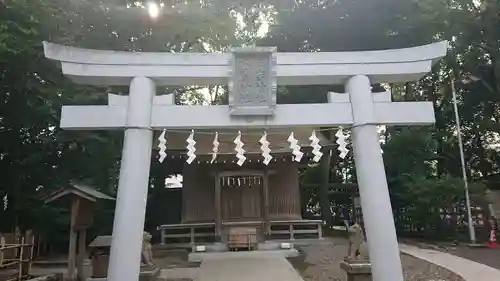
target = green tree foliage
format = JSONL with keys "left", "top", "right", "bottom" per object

{"left": 0, "top": 0, "right": 243, "bottom": 244}
{"left": 264, "top": 0, "right": 493, "bottom": 239}
{"left": 1, "top": 0, "right": 499, "bottom": 245}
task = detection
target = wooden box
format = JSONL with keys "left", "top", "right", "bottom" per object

{"left": 227, "top": 227, "right": 257, "bottom": 250}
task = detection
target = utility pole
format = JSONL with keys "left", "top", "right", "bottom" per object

{"left": 450, "top": 79, "right": 476, "bottom": 244}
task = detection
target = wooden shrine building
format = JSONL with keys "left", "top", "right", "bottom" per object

{"left": 157, "top": 128, "right": 330, "bottom": 247}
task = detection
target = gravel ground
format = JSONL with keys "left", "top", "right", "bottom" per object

{"left": 289, "top": 238, "right": 465, "bottom": 281}
{"left": 152, "top": 239, "right": 467, "bottom": 281}
{"left": 154, "top": 249, "right": 200, "bottom": 269}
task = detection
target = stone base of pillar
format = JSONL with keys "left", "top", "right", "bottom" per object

{"left": 139, "top": 266, "right": 160, "bottom": 281}
{"left": 86, "top": 267, "right": 160, "bottom": 281}
{"left": 340, "top": 257, "right": 372, "bottom": 281}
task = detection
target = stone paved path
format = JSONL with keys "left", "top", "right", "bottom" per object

{"left": 159, "top": 268, "right": 198, "bottom": 280}
{"left": 194, "top": 256, "right": 304, "bottom": 281}
{"left": 441, "top": 245, "right": 500, "bottom": 270}
{"left": 400, "top": 244, "right": 500, "bottom": 281}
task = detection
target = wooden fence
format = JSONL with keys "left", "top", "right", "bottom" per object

{"left": 0, "top": 232, "right": 34, "bottom": 281}
{"left": 268, "top": 220, "right": 323, "bottom": 240}
{"left": 157, "top": 220, "right": 323, "bottom": 248}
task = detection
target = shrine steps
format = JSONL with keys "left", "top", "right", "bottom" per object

{"left": 188, "top": 249, "right": 298, "bottom": 263}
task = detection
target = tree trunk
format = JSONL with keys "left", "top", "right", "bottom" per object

{"left": 8, "top": 89, "right": 23, "bottom": 232}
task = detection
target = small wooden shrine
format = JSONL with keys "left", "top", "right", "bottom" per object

{"left": 158, "top": 128, "right": 331, "bottom": 246}
{"left": 43, "top": 182, "right": 114, "bottom": 280}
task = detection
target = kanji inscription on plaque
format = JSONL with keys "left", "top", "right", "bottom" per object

{"left": 228, "top": 47, "right": 277, "bottom": 116}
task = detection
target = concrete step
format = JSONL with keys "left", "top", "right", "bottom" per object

{"left": 157, "top": 268, "right": 198, "bottom": 281}
{"left": 194, "top": 256, "right": 304, "bottom": 281}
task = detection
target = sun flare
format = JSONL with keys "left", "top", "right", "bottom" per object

{"left": 147, "top": 2, "right": 160, "bottom": 18}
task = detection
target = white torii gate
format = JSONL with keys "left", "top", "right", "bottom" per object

{"left": 43, "top": 41, "right": 447, "bottom": 281}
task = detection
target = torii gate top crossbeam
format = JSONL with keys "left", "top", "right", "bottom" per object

{"left": 43, "top": 41, "right": 447, "bottom": 86}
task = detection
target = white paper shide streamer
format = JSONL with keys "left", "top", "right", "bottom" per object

{"left": 259, "top": 132, "right": 273, "bottom": 165}
{"left": 186, "top": 130, "right": 197, "bottom": 164}
{"left": 336, "top": 127, "right": 349, "bottom": 159}
{"left": 309, "top": 130, "right": 323, "bottom": 162}
{"left": 287, "top": 132, "right": 303, "bottom": 162}
{"left": 157, "top": 130, "right": 167, "bottom": 163}
{"left": 211, "top": 132, "right": 219, "bottom": 164}
{"left": 233, "top": 131, "right": 246, "bottom": 166}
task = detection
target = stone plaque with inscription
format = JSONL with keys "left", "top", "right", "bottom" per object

{"left": 228, "top": 47, "right": 277, "bottom": 116}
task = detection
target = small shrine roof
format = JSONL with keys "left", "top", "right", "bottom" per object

{"left": 88, "top": 235, "right": 112, "bottom": 248}
{"left": 43, "top": 182, "right": 115, "bottom": 203}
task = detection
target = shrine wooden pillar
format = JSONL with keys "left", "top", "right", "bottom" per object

{"left": 68, "top": 197, "right": 79, "bottom": 280}
{"left": 263, "top": 169, "right": 270, "bottom": 235}
{"left": 67, "top": 197, "right": 93, "bottom": 281}
{"left": 70, "top": 196, "right": 97, "bottom": 281}
{"left": 77, "top": 228, "right": 87, "bottom": 281}
{"left": 214, "top": 171, "right": 222, "bottom": 240}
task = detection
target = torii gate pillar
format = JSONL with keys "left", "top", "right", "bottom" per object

{"left": 347, "top": 75, "right": 403, "bottom": 279}
{"left": 107, "top": 77, "right": 155, "bottom": 281}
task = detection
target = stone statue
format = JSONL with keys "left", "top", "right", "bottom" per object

{"left": 357, "top": 240, "right": 370, "bottom": 261}
{"left": 141, "top": 231, "right": 156, "bottom": 268}
{"left": 346, "top": 220, "right": 369, "bottom": 261}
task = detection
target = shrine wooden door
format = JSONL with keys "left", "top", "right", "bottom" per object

{"left": 220, "top": 175, "right": 263, "bottom": 221}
